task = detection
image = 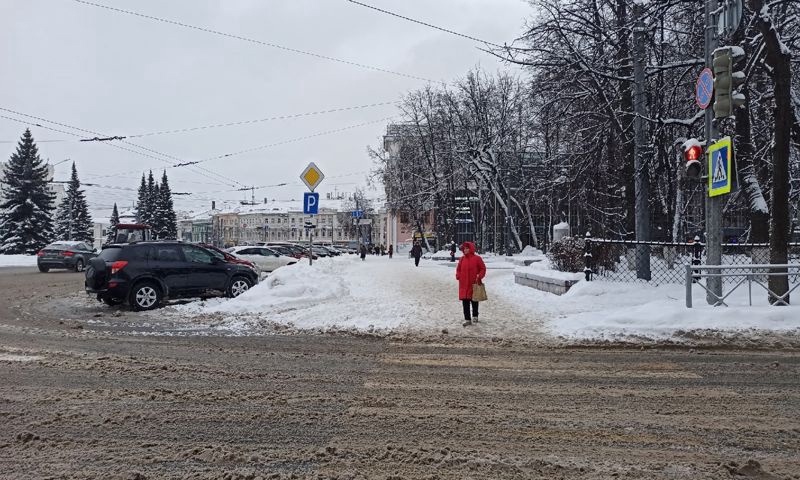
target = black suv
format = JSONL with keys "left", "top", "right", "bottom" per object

{"left": 85, "top": 241, "right": 258, "bottom": 310}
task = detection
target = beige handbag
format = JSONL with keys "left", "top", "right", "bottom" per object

{"left": 472, "top": 282, "right": 488, "bottom": 302}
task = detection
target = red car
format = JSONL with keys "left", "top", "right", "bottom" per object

{"left": 199, "top": 243, "right": 258, "bottom": 271}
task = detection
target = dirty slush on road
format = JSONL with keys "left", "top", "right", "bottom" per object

{"left": 1, "top": 269, "right": 799, "bottom": 479}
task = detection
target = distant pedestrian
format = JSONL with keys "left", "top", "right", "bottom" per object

{"left": 359, "top": 243, "right": 367, "bottom": 261}
{"left": 410, "top": 242, "right": 423, "bottom": 267}
{"left": 380, "top": 244, "right": 386, "bottom": 256}
{"left": 449, "top": 240, "right": 457, "bottom": 262}
{"left": 388, "top": 244, "right": 393, "bottom": 259}
{"left": 456, "top": 241, "right": 486, "bottom": 327}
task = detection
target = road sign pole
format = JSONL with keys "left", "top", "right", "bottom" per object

{"left": 705, "top": 0, "right": 723, "bottom": 304}
{"left": 309, "top": 217, "right": 313, "bottom": 267}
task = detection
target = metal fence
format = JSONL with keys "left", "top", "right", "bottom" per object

{"left": 584, "top": 237, "right": 800, "bottom": 285}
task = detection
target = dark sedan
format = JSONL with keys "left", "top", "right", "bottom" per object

{"left": 37, "top": 241, "right": 97, "bottom": 272}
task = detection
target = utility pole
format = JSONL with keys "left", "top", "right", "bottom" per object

{"left": 704, "top": 0, "right": 723, "bottom": 304}
{"left": 633, "top": 1, "right": 651, "bottom": 280}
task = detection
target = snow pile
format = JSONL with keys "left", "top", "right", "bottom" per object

{"left": 179, "top": 260, "right": 347, "bottom": 315}
{"left": 514, "top": 262, "right": 583, "bottom": 282}
{"left": 541, "top": 280, "right": 800, "bottom": 341}
{"left": 428, "top": 249, "right": 462, "bottom": 260}
{"left": 520, "top": 245, "right": 543, "bottom": 257}
{"left": 0, "top": 255, "right": 37, "bottom": 267}
{"left": 168, "top": 253, "right": 800, "bottom": 345}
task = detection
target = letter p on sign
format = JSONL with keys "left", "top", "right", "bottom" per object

{"left": 303, "top": 192, "right": 319, "bottom": 215}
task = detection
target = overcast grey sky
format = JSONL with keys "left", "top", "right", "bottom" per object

{"left": 0, "top": 0, "right": 531, "bottom": 216}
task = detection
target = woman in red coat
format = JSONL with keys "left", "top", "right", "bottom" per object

{"left": 455, "top": 241, "right": 486, "bottom": 326}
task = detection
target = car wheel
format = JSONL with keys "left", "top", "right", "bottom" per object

{"left": 129, "top": 282, "right": 162, "bottom": 311}
{"left": 37, "top": 265, "right": 49, "bottom": 273}
{"left": 102, "top": 296, "right": 123, "bottom": 306}
{"left": 74, "top": 258, "right": 85, "bottom": 272}
{"left": 227, "top": 276, "right": 252, "bottom": 298}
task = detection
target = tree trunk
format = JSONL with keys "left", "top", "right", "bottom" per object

{"left": 615, "top": 0, "right": 636, "bottom": 239}
{"left": 750, "top": 0, "right": 792, "bottom": 304}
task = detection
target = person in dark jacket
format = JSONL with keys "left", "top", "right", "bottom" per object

{"left": 388, "top": 244, "right": 393, "bottom": 259}
{"left": 410, "top": 242, "right": 423, "bottom": 267}
{"left": 449, "top": 241, "right": 457, "bottom": 262}
{"left": 359, "top": 243, "right": 367, "bottom": 261}
{"left": 456, "top": 241, "right": 486, "bottom": 326}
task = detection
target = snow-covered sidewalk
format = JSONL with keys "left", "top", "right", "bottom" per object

{"left": 167, "top": 254, "right": 800, "bottom": 344}
{"left": 172, "top": 254, "right": 548, "bottom": 338}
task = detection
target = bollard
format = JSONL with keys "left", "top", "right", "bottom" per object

{"left": 685, "top": 264, "right": 693, "bottom": 308}
{"left": 691, "top": 235, "right": 702, "bottom": 283}
{"left": 583, "top": 231, "right": 593, "bottom": 281}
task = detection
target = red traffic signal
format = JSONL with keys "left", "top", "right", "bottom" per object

{"left": 684, "top": 145, "right": 702, "bottom": 161}
{"left": 682, "top": 139, "right": 704, "bottom": 179}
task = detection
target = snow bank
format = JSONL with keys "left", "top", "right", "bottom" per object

{"left": 520, "top": 245, "right": 543, "bottom": 257}
{"left": 178, "top": 260, "right": 347, "bottom": 315}
{"left": 168, "top": 253, "right": 800, "bottom": 345}
{"left": 0, "top": 255, "right": 37, "bottom": 267}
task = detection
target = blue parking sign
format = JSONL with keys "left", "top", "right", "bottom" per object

{"left": 303, "top": 192, "right": 319, "bottom": 214}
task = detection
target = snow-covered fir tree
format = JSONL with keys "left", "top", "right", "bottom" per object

{"left": 146, "top": 170, "right": 160, "bottom": 237}
{"left": 135, "top": 171, "right": 160, "bottom": 230}
{"left": 154, "top": 171, "right": 177, "bottom": 240}
{"left": 0, "top": 129, "right": 56, "bottom": 254}
{"left": 53, "top": 162, "right": 93, "bottom": 243}
{"left": 106, "top": 203, "right": 119, "bottom": 245}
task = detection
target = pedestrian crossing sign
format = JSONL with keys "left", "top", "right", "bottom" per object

{"left": 708, "top": 136, "right": 733, "bottom": 197}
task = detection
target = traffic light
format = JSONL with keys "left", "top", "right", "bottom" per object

{"left": 713, "top": 46, "right": 746, "bottom": 118}
{"left": 682, "top": 138, "right": 703, "bottom": 179}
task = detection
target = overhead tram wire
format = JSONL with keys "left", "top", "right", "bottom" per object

{"left": 0, "top": 107, "right": 245, "bottom": 188}
{"left": 70, "top": 0, "right": 439, "bottom": 85}
{"left": 125, "top": 101, "right": 401, "bottom": 139}
{"left": 345, "top": 0, "right": 506, "bottom": 49}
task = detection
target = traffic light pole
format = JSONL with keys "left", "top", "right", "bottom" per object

{"left": 704, "top": 0, "right": 723, "bottom": 304}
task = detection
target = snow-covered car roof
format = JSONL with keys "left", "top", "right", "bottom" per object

{"left": 49, "top": 241, "right": 84, "bottom": 246}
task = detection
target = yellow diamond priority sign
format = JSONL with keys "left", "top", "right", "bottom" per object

{"left": 300, "top": 162, "right": 324, "bottom": 191}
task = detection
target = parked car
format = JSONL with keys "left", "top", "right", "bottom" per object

{"left": 319, "top": 245, "right": 342, "bottom": 256}
{"left": 228, "top": 246, "right": 297, "bottom": 272}
{"left": 265, "top": 242, "right": 318, "bottom": 260}
{"left": 37, "top": 241, "right": 98, "bottom": 272}
{"left": 198, "top": 243, "right": 259, "bottom": 272}
{"left": 311, "top": 246, "right": 332, "bottom": 257}
{"left": 85, "top": 241, "right": 258, "bottom": 310}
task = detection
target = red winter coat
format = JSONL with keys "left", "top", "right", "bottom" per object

{"left": 455, "top": 242, "right": 486, "bottom": 300}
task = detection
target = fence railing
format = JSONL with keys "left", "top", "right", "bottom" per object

{"left": 583, "top": 236, "right": 800, "bottom": 285}
{"left": 685, "top": 264, "right": 800, "bottom": 307}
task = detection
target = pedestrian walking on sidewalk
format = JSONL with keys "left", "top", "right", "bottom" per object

{"left": 388, "top": 244, "right": 393, "bottom": 259}
{"left": 359, "top": 243, "right": 367, "bottom": 261}
{"left": 456, "top": 241, "right": 486, "bottom": 327}
{"left": 449, "top": 241, "right": 457, "bottom": 262}
{"left": 410, "top": 242, "right": 423, "bottom": 267}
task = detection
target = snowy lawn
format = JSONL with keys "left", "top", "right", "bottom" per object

{"left": 168, "top": 254, "right": 800, "bottom": 343}
{"left": 0, "top": 254, "right": 38, "bottom": 267}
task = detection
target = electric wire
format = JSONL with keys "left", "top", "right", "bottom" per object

{"left": 0, "top": 107, "right": 245, "bottom": 188}
{"left": 125, "top": 101, "right": 400, "bottom": 138}
{"left": 345, "top": 0, "right": 505, "bottom": 49}
{"left": 71, "top": 0, "right": 438, "bottom": 84}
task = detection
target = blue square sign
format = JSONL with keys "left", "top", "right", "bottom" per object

{"left": 303, "top": 192, "right": 319, "bottom": 215}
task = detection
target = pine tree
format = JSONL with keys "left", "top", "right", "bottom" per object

{"left": 155, "top": 170, "right": 177, "bottom": 240}
{"left": 146, "top": 170, "right": 160, "bottom": 238}
{"left": 0, "top": 129, "right": 56, "bottom": 254}
{"left": 106, "top": 203, "right": 119, "bottom": 245}
{"left": 53, "top": 162, "right": 93, "bottom": 243}
{"left": 135, "top": 174, "right": 148, "bottom": 224}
